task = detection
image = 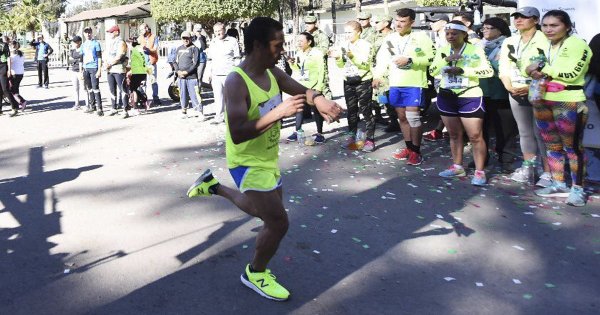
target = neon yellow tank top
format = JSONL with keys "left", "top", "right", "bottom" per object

{"left": 226, "top": 67, "right": 282, "bottom": 169}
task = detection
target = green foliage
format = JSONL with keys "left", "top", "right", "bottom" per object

{"left": 101, "top": 0, "right": 139, "bottom": 9}
{"left": 416, "top": 0, "right": 461, "bottom": 6}
{"left": 150, "top": 0, "right": 280, "bottom": 23}
{"left": 66, "top": 0, "right": 102, "bottom": 17}
{"left": 0, "top": 0, "right": 58, "bottom": 32}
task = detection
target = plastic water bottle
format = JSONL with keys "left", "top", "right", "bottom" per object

{"left": 528, "top": 76, "right": 549, "bottom": 105}
{"left": 522, "top": 159, "right": 535, "bottom": 185}
{"left": 355, "top": 130, "right": 366, "bottom": 149}
{"left": 297, "top": 129, "right": 305, "bottom": 146}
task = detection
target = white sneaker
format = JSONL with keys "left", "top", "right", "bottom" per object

{"left": 510, "top": 166, "right": 533, "bottom": 184}
{"left": 198, "top": 112, "right": 207, "bottom": 122}
{"left": 535, "top": 172, "right": 552, "bottom": 188}
{"left": 72, "top": 105, "right": 81, "bottom": 111}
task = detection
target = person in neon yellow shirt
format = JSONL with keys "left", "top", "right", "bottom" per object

{"left": 287, "top": 31, "right": 327, "bottom": 143}
{"left": 429, "top": 20, "right": 493, "bottom": 186}
{"left": 525, "top": 10, "right": 592, "bottom": 207}
{"left": 498, "top": 6, "right": 552, "bottom": 187}
{"left": 124, "top": 37, "right": 148, "bottom": 118}
{"left": 186, "top": 17, "right": 343, "bottom": 301}
{"left": 333, "top": 20, "right": 376, "bottom": 152}
{"left": 373, "top": 8, "right": 435, "bottom": 165}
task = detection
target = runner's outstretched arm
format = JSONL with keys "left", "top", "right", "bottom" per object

{"left": 270, "top": 66, "right": 343, "bottom": 123}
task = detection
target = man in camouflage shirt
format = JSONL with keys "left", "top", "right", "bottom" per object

{"left": 358, "top": 11, "right": 377, "bottom": 45}
{"left": 304, "top": 15, "right": 332, "bottom": 99}
{"left": 371, "top": 14, "right": 399, "bottom": 132}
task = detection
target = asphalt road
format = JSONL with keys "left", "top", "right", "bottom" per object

{"left": 0, "top": 62, "right": 599, "bottom": 315}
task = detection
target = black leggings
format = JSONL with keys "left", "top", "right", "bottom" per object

{"left": 9, "top": 74, "right": 25, "bottom": 103}
{"left": 482, "top": 97, "right": 518, "bottom": 156}
{"left": 344, "top": 79, "right": 375, "bottom": 140}
{"left": 0, "top": 63, "right": 19, "bottom": 110}
{"left": 83, "top": 68, "right": 102, "bottom": 110}
{"left": 295, "top": 103, "right": 324, "bottom": 134}
{"left": 127, "top": 74, "right": 147, "bottom": 109}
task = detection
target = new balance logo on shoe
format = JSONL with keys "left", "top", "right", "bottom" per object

{"left": 256, "top": 278, "right": 269, "bottom": 288}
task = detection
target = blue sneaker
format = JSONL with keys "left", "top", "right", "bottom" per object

{"left": 439, "top": 165, "right": 466, "bottom": 178}
{"left": 471, "top": 170, "right": 487, "bottom": 186}
{"left": 535, "top": 181, "right": 570, "bottom": 198}
{"left": 313, "top": 133, "right": 325, "bottom": 144}
{"left": 287, "top": 132, "right": 297, "bottom": 142}
{"left": 566, "top": 186, "right": 586, "bottom": 207}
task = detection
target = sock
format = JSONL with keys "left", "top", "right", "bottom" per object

{"left": 249, "top": 264, "right": 264, "bottom": 273}
{"left": 412, "top": 145, "right": 421, "bottom": 154}
{"left": 453, "top": 164, "right": 463, "bottom": 169}
{"left": 405, "top": 141, "right": 414, "bottom": 151}
{"left": 208, "top": 182, "right": 220, "bottom": 195}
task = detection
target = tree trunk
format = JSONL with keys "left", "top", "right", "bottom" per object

{"left": 355, "top": 0, "right": 361, "bottom": 15}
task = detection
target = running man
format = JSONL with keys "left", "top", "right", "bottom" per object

{"left": 187, "top": 17, "right": 343, "bottom": 301}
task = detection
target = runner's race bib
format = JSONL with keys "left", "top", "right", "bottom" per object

{"left": 511, "top": 66, "right": 529, "bottom": 85}
{"left": 258, "top": 94, "right": 283, "bottom": 117}
{"left": 443, "top": 74, "right": 469, "bottom": 89}
{"left": 344, "top": 62, "right": 360, "bottom": 77}
{"left": 293, "top": 69, "right": 310, "bottom": 81}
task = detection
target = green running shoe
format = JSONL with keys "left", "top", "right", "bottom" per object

{"left": 240, "top": 264, "right": 290, "bottom": 301}
{"left": 187, "top": 169, "right": 220, "bottom": 197}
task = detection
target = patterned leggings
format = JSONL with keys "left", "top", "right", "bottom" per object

{"left": 533, "top": 100, "right": 588, "bottom": 186}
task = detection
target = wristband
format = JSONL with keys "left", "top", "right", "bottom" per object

{"left": 311, "top": 92, "right": 324, "bottom": 104}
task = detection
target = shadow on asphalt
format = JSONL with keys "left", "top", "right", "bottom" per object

{"left": 88, "top": 137, "right": 598, "bottom": 313}
{"left": 0, "top": 146, "right": 101, "bottom": 308}
{"left": 2, "top": 99, "right": 599, "bottom": 314}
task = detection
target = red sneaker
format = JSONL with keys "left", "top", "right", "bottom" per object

{"left": 407, "top": 151, "right": 423, "bottom": 166}
{"left": 423, "top": 129, "right": 444, "bottom": 141}
{"left": 392, "top": 148, "right": 411, "bottom": 160}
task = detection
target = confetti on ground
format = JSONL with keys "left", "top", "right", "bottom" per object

{"left": 313, "top": 250, "right": 320, "bottom": 254}
{"left": 242, "top": 245, "right": 248, "bottom": 249}
{"left": 513, "top": 279, "right": 522, "bottom": 284}
{"left": 64, "top": 269, "right": 70, "bottom": 274}
{"left": 444, "top": 277, "right": 456, "bottom": 282}
{"left": 416, "top": 215, "right": 425, "bottom": 220}
{"left": 331, "top": 229, "right": 338, "bottom": 234}
{"left": 512, "top": 245, "right": 525, "bottom": 251}
{"left": 362, "top": 244, "right": 370, "bottom": 249}
{"left": 566, "top": 246, "right": 577, "bottom": 250}
{"left": 352, "top": 237, "right": 362, "bottom": 243}
{"left": 545, "top": 283, "right": 556, "bottom": 288}
{"left": 522, "top": 294, "right": 533, "bottom": 300}
{"left": 475, "top": 282, "right": 484, "bottom": 287}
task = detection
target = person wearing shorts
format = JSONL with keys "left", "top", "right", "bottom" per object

{"left": 373, "top": 8, "right": 435, "bottom": 164}
{"left": 430, "top": 21, "right": 493, "bottom": 186}
{"left": 124, "top": 37, "right": 148, "bottom": 118}
{"left": 186, "top": 17, "right": 343, "bottom": 302}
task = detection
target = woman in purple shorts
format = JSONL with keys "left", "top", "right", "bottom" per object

{"left": 430, "top": 21, "right": 493, "bottom": 186}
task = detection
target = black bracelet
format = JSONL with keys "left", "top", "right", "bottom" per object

{"left": 311, "top": 92, "right": 324, "bottom": 104}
